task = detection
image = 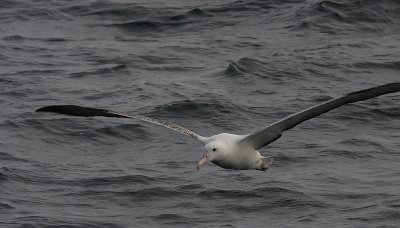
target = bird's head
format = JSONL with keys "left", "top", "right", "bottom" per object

{"left": 196, "top": 141, "right": 227, "bottom": 170}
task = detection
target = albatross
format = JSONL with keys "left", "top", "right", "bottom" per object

{"left": 36, "top": 82, "right": 400, "bottom": 172}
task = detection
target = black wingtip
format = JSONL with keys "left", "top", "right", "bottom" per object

{"left": 346, "top": 82, "right": 400, "bottom": 99}
{"left": 36, "top": 105, "right": 81, "bottom": 114}
{"left": 36, "top": 106, "right": 58, "bottom": 112}
{"left": 35, "top": 105, "right": 106, "bottom": 117}
{"left": 36, "top": 105, "right": 125, "bottom": 118}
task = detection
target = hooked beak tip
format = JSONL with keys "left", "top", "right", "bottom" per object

{"left": 196, "top": 151, "right": 209, "bottom": 171}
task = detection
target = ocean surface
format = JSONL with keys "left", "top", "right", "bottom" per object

{"left": 1, "top": 0, "right": 400, "bottom": 227}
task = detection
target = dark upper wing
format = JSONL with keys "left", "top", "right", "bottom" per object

{"left": 240, "top": 82, "right": 400, "bottom": 149}
{"left": 36, "top": 105, "right": 206, "bottom": 142}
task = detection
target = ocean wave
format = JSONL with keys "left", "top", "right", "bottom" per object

{"left": 351, "top": 60, "right": 400, "bottom": 70}
{"left": 341, "top": 138, "right": 391, "bottom": 152}
{"left": 0, "top": 88, "right": 47, "bottom": 99}
{"left": 92, "top": 124, "right": 151, "bottom": 141}
{"left": 0, "top": 167, "right": 33, "bottom": 183}
{"left": 68, "top": 64, "right": 127, "bottom": 78}
{"left": 197, "top": 188, "right": 262, "bottom": 199}
{"left": 175, "top": 183, "right": 203, "bottom": 191}
{"left": 61, "top": 2, "right": 151, "bottom": 20}
{"left": 224, "top": 58, "right": 265, "bottom": 76}
{"left": 71, "top": 175, "right": 155, "bottom": 187}
{"left": 0, "top": 202, "right": 14, "bottom": 209}
{"left": 314, "top": 0, "right": 398, "bottom": 24}
{"left": 254, "top": 186, "right": 328, "bottom": 210}
{"left": 2, "top": 35, "right": 68, "bottom": 43}
{"left": 153, "top": 213, "right": 189, "bottom": 221}
{"left": 63, "top": 3, "right": 211, "bottom": 33}
{"left": 109, "top": 20, "right": 193, "bottom": 32}
{"left": 84, "top": 5, "right": 150, "bottom": 20}
{"left": 25, "top": 117, "right": 151, "bottom": 142}
{"left": 0, "top": 166, "right": 155, "bottom": 186}
{"left": 288, "top": 0, "right": 400, "bottom": 33}
{"left": 0, "top": 76, "right": 24, "bottom": 87}
{"left": 0, "top": 151, "right": 30, "bottom": 163}
{"left": 334, "top": 105, "right": 400, "bottom": 121}
{"left": 364, "top": 106, "right": 400, "bottom": 118}
{"left": 67, "top": 187, "right": 184, "bottom": 201}
{"left": 348, "top": 210, "right": 400, "bottom": 222}
{"left": 137, "top": 55, "right": 170, "bottom": 65}
{"left": 169, "top": 8, "right": 210, "bottom": 21}
{"left": 217, "top": 57, "right": 303, "bottom": 83}
{"left": 215, "top": 186, "right": 327, "bottom": 212}
{"left": 386, "top": 199, "right": 400, "bottom": 209}
{"left": 154, "top": 161, "right": 190, "bottom": 169}
{"left": 322, "top": 192, "right": 392, "bottom": 201}
{"left": 82, "top": 6, "right": 214, "bottom": 33}
{"left": 149, "top": 99, "right": 242, "bottom": 117}
{"left": 319, "top": 148, "right": 374, "bottom": 159}
{"left": 151, "top": 99, "right": 225, "bottom": 113}
{"left": 10, "top": 219, "right": 124, "bottom": 228}
{"left": 21, "top": 8, "right": 70, "bottom": 21}
{"left": 272, "top": 155, "right": 312, "bottom": 165}
{"left": 0, "top": 170, "right": 7, "bottom": 181}
{"left": 147, "top": 99, "right": 249, "bottom": 130}
{"left": 151, "top": 213, "right": 199, "bottom": 227}
{"left": 207, "top": 0, "right": 273, "bottom": 14}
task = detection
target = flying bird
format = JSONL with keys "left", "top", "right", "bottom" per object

{"left": 36, "top": 82, "right": 400, "bottom": 172}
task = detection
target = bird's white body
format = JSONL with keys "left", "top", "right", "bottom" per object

{"left": 200, "top": 133, "right": 272, "bottom": 171}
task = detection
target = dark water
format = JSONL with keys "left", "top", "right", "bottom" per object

{"left": 1, "top": 0, "right": 400, "bottom": 227}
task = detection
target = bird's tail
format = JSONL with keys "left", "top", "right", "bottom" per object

{"left": 261, "top": 157, "right": 273, "bottom": 172}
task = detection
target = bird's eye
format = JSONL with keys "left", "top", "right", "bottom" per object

{"left": 212, "top": 148, "right": 217, "bottom": 152}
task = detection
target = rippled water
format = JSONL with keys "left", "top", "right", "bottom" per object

{"left": 1, "top": 0, "right": 400, "bottom": 227}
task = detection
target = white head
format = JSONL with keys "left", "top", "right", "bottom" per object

{"left": 196, "top": 141, "right": 228, "bottom": 170}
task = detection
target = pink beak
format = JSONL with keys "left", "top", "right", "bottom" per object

{"left": 196, "top": 151, "right": 210, "bottom": 170}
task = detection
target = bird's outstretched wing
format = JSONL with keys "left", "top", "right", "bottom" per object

{"left": 240, "top": 82, "right": 400, "bottom": 149}
{"left": 36, "top": 105, "right": 206, "bottom": 143}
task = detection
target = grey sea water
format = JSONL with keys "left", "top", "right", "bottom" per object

{"left": 1, "top": 0, "right": 400, "bottom": 227}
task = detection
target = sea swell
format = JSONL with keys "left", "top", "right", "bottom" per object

{"left": 1, "top": 0, "right": 400, "bottom": 227}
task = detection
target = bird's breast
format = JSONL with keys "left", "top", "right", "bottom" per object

{"left": 213, "top": 148, "right": 262, "bottom": 170}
